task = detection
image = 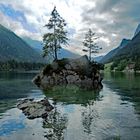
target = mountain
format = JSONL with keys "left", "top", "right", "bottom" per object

{"left": 0, "top": 24, "right": 45, "bottom": 63}
{"left": 108, "top": 31, "right": 140, "bottom": 71}
{"left": 22, "top": 37, "right": 42, "bottom": 52}
{"left": 100, "top": 39, "right": 131, "bottom": 63}
{"left": 114, "top": 31, "right": 140, "bottom": 59}
{"left": 93, "top": 55, "right": 104, "bottom": 62}
{"left": 134, "top": 24, "right": 140, "bottom": 37}
{"left": 23, "top": 37, "right": 80, "bottom": 59}
{"left": 119, "top": 38, "right": 131, "bottom": 49}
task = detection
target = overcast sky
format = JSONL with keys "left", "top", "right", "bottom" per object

{"left": 0, "top": 0, "right": 140, "bottom": 56}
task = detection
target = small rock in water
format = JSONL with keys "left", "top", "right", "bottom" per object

{"left": 17, "top": 98, "right": 54, "bottom": 119}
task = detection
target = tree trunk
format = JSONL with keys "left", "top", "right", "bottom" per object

{"left": 54, "top": 45, "right": 58, "bottom": 60}
{"left": 54, "top": 25, "right": 58, "bottom": 61}
{"left": 89, "top": 44, "right": 91, "bottom": 62}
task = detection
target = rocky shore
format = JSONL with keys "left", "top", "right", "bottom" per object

{"left": 33, "top": 55, "right": 103, "bottom": 90}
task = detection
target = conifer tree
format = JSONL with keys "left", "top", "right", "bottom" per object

{"left": 83, "top": 29, "right": 101, "bottom": 61}
{"left": 43, "top": 7, "right": 68, "bottom": 60}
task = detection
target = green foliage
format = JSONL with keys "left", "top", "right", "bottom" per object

{"left": 116, "top": 60, "right": 127, "bottom": 71}
{"left": 110, "top": 58, "right": 139, "bottom": 71}
{"left": 104, "top": 62, "right": 113, "bottom": 72}
{"left": 83, "top": 29, "right": 101, "bottom": 61}
{"left": 0, "top": 60, "right": 45, "bottom": 71}
{"left": 133, "top": 57, "right": 140, "bottom": 71}
{"left": 43, "top": 7, "right": 68, "bottom": 60}
{"left": 110, "top": 60, "right": 119, "bottom": 70}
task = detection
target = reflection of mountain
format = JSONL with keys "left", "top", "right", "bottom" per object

{"left": 43, "top": 85, "right": 101, "bottom": 105}
{"left": 0, "top": 72, "right": 37, "bottom": 114}
{"left": 104, "top": 72, "right": 140, "bottom": 115}
{"left": 0, "top": 72, "right": 37, "bottom": 99}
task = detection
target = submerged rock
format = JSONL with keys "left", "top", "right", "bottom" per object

{"left": 17, "top": 98, "right": 54, "bottom": 119}
{"left": 33, "top": 55, "right": 103, "bottom": 90}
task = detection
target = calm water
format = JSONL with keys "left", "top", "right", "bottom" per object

{"left": 0, "top": 72, "right": 140, "bottom": 140}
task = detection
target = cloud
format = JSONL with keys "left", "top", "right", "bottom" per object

{"left": 0, "top": 0, "right": 140, "bottom": 56}
{"left": 0, "top": 11, "right": 40, "bottom": 40}
{"left": 80, "top": 0, "right": 140, "bottom": 54}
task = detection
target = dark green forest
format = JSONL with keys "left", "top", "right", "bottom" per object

{"left": 0, "top": 60, "right": 45, "bottom": 71}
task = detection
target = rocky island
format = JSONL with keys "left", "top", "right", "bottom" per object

{"left": 33, "top": 55, "right": 103, "bottom": 90}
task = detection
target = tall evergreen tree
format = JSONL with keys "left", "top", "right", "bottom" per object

{"left": 83, "top": 29, "right": 101, "bottom": 61}
{"left": 43, "top": 6, "right": 68, "bottom": 60}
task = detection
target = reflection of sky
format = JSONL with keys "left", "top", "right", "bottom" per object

{"left": 0, "top": 78, "right": 140, "bottom": 140}
{"left": 0, "top": 114, "right": 25, "bottom": 136}
{"left": 63, "top": 105, "right": 75, "bottom": 113}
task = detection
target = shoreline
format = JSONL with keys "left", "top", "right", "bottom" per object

{"left": 0, "top": 70, "right": 40, "bottom": 73}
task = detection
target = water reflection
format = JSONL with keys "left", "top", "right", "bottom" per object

{"left": 0, "top": 72, "right": 37, "bottom": 115}
{"left": 43, "top": 105, "right": 68, "bottom": 140}
{"left": 82, "top": 103, "right": 99, "bottom": 135}
{"left": 42, "top": 85, "right": 102, "bottom": 139}
{"left": 43, "top": 85, "right": 102, "bottom": 105}
{"left": 104, "top": 72, "right": 140, "bottom": 116}
{"left": 0, "top": 72, "right": 37, "bottom": 99}
{"left": 0, "top": 72, "right": 140, "bottom": 140}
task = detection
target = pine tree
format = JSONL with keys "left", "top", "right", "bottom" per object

{"left": 83, "top": 29, "right": 101, "bottom": 61}
{"left": 43, "top": 6, "right": 68, "bottom": 60}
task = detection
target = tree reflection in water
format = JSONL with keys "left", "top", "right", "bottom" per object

{"left": 43, "top": 103, "right": 68, "bottom": 140}
{"left": 81, "top": 98, "right": 99, "bottom": 135}
{"left": 42, "top": 85, "right": 102, "bottom": 139}
{"left": 43, "top": 85, "right": 102, "bottom": 105}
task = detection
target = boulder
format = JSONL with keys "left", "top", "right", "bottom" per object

{"left": 17, "top": 98, "right": 54, "bottom": 119}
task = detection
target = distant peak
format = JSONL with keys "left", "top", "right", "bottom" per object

{"left": 119, "top": 38, "right": 130, "bottom": 48}
{"left": 134, "top": 24, "right": 140, "bottom": 37}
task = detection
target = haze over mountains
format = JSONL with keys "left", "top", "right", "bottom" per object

{"left": 1, "top": 22, "right": 140, "bottom": 64}
{"left": 23, "top": 37, "right": 80, "bottom": 59}
{"left": 0, "top": 24, "right": 80, "bottom": 63}
{"left": 100, "top": 24, "right": 140, "bottom": 64}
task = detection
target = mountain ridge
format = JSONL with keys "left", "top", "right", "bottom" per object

{"left": 134, "top": 24, "right": 140, "bottom": 37}
{"left": 22, "top": 36, "right": 80, "bottom": 59}
{"left": 0, "top": 24, "right": 45, "bottom": 63}
{"left": 100, "top": 23, "right": 140, "bottom": 64}
{"left": 100, "top": 38, "right": 130, "bottom": 63}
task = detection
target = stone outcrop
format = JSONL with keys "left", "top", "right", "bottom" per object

{"left": 17, "top": 98, "right": 54, "bottom": 119}
{"left": 33, "top": 55, "right": 103, "bottom": 89}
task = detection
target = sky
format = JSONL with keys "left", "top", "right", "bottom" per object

{"left": 0, "top": 0, "right": 140, "bottom": 56}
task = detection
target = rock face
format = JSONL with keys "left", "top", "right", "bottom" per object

{"left": 17, "top": 98, "right": 54, "bottom": 119}
{"left": 33, "top": 55, "right": 103, "bottom": 89}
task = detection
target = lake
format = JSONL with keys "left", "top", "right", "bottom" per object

{"left": 0, "top": 72, "right": 140, "bottom": 140}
